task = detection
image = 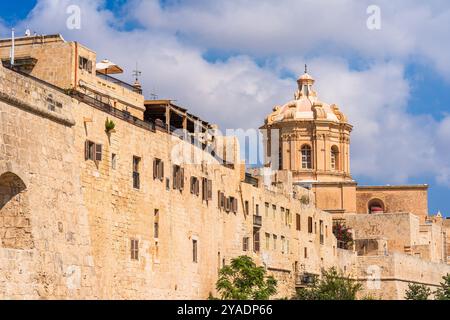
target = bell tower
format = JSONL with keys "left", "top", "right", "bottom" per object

{"left": 261, "top": 68, "right": 353, "bottom": 183}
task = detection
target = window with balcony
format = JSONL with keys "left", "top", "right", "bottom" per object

{"left": 253, "top": 228, "right": 260, "bottom": 253}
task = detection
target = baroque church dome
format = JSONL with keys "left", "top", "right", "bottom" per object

{"left": 266, "top": 67, "right": 347, "bottom": 125}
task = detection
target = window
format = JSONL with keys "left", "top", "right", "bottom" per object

{"left": 165, "top": 178, "right": 170, "bottom": 190}
{"left": 85, "top": 140, "right": 102, "bottom": 161}
{"left": 368, "top": 199, "right": 385, "bottom": 214}
{"left": 192, "top": 239, "right": 198, "bottom": 263}
{"left": 218, "top": 191, "right": 225, "bottom": 209}
{"left": 296, "top": 214, "right": 301, "bottom": 231}
{"left": 190, "top": 177, "right": 200, "bottom": 196}
{"left": 154, "top": 209, "right": 159, "bottom": 239}
{"left": 225, "top": 197, "right": 231, "bottom": 212}
{"left": 273, "top": 235, "right": 277, "bottom": 250}
{"left": 111, "top": 153, "right": 117, "bottom": 170}
{"left": 244, "top": 201, "right": 249, "bottom": 215}
{"left": 320, "top": 220, "right": 324, "bottom": 245}
{"left": 308, "top": 217, "right": 313, "bottom": 233}
{"left": 331, "top": 146, "right": 339, "bottom": 170}
{"left": 202, "top": 178, "right": 212, "bottom": 201}
{"left": 153, "top": 158, "right": 164, "bottom": 181}
{"left": 264, "top": 203, "right": 269, "bottom": 217}
{"left": 314, "top": 222, "right": 317, "bottom": 234}
{"left": 133, "top": 156, "right": 141, "bottom": 189}
{"left": 304, "top": 247, "right": 308, "bottom": 259}
{"left": 230, "top": 197, "right": 238, "bottom": 213}
{"left": 265, "top": 233, "right": 270, "bottom": 250}
{"left": 301, "top": 144, "right": 312, "bottom": 169}
{"left": 130, "top": 239, "right": 139, "bottom": 260}
{"left": 286, "top": 209, "right": 290, "bottom": 226}
{"left": 253, "top": 228, "right": 260, "bottom": 252}
{"left": 172, "top": 165, "right": 184, "bottom": 191}
{"left": 272, "top": 205, "right": 276, "bottom": 219}
{"left": 281, "top": 207, "right": 285, "bottom": 222}
{"left": 243, "top": 237, "right": 249, "bottom": 251}
{"left": 255, "top": 204, "right": 259, "bottom": 216}
{"left": 79, "top": 56, "right": 92, "bottom": 73}
{"left": 281, "top": 236, "right": 285, "bottom": 254}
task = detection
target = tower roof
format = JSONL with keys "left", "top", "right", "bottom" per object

{"left": 264, "top": 68, "right": 348, "bottom": 125}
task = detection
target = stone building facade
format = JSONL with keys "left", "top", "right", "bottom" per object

{"left": 0, "top": 34, "right": 449, "bottom": 299}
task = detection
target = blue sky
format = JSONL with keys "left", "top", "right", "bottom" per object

{"left": 1, "top": 0, "right": 450, "bottom": 216}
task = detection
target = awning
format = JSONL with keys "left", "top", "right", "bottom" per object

{"left": 96, "top": 59, "right": 123, "bottom": 75}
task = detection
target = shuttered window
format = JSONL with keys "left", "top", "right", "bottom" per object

{"left": 153, "top": 158, "right": 164, "bottom": 181}
{"left": 130, "top": 239, "right": 139, "bottom": 260}
{"left": 172, "top": 165, "right": 184, "bottom": 191}
{"left": 85, "top": 140, "right": 102, "bottom": 161}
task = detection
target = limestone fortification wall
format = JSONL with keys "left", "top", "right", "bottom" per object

{"left": 356, "top": 253, "right": 450, "bottom": 299}
{"left": 0, "top": 64, "right": 341, "bottom": 299}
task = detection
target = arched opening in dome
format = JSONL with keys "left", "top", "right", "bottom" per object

{"left": 368, "top": 199, "right": 385, "bottom": 214}
{"left": 331, "top": 145, "right": 339, "bottom": 171}
{"left": 301, "top": 144, "right": 312, "bottom": 169}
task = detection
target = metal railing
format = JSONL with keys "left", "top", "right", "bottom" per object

{"left": 253, "top": 215, "right": 262, "bottom": 227}
{"left": 96, "top": 72, "right": 142, "bottom": 94}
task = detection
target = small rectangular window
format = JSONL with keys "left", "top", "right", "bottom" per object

{"left": 133, "top": 156, "right": 141, "bottom": 189}
{"left": 308, "top": 217, "right": 313, "bottom": 234}
{"left": 85, "top": 140, "right": 95, "bottom": 161}
{"left": 265, "top": 233, "right": 270, "bottom": 250}
{"left": 130, "top": 239, "right": 139, "bottom": 260}
{"left": 190, "top": 177, "right": 199, "bottom": 196}
{"left": 265, "top": 203, "right": 269, "bottom": 217}
{"left": 172, "top": 165, "right": 184, "bottom": 191}
{"left": 242, "top": 237, "right": 249, "bottom": 251}
{"left": 245, "top": 201, "right": 249, "bottom": 215}
{"left": 111, "top": 153, "right": 117, "bottom": 170}
{"left": 154, "top": 209, "right": 159, "bottom": 239}
{"left": 296, "top": 214, "right": 301, "bottom": 231}
{"left": 273, "top": 235, "right": 277, "bottom": 250}
{"left": 153, "top": 158, "right": 164, "bottom": 181}
{"left": 255, "top": 204, "right": 259, "bottom": 216}
{"left": 304, "top": 247, "right": 308, "bottom": 259}
{"left": 193, "top": 239, "right": 198, "bottom": 263}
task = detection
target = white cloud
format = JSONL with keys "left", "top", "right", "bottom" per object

{"left": 2, "top": 0, "right": 450, "bottom": 187}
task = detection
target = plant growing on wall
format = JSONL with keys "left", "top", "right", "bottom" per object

{"left": 405, "top": 283, "right": 431, "bottom": 300}
{"left": 215, "top": 255, "right": 277, "bottom": 300}
{"left": 300, "top": 195, "right": 310, "bottom": 205}
{"left": 293, "top": 267, "right": 362, "bottom": 300}
{"left": 332, "top": 222, "right": 353, "bottom": 249}
{"left": 105, "top": 117, "right": 116, "bottom": 133}
{"left": 434, "top": 274, "right": 450, "bottom": 300}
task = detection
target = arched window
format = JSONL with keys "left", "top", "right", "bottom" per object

{"left": 301, "top": 145, "right": 312, "bottom": 169}
{"left": 368, "top": 199, "right": 385, "bottom": 214}
{"left": 331, "top": 146, "right": 339, "bottom": 171}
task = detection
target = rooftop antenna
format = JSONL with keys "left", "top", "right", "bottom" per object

{"left": 304, "top": 64, "right": 308, "bottom": 74}
{"left": 150, "top": 93, "right": 158, "bottom": 100}
{"left": 10, "top": 28, "right": 15, "bottom": 66}
{"left": 132, "top": 62, "right": 142, "bottom": 82}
